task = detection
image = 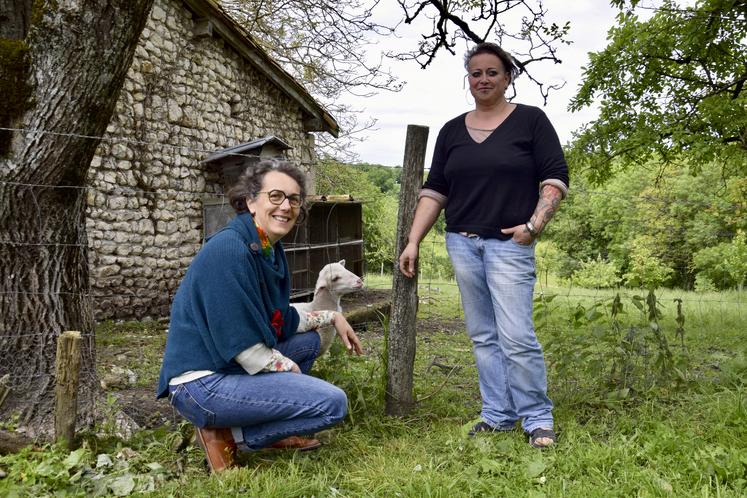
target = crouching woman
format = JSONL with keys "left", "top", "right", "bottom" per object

{"left": 157, "top": 159, "right": 362, "bottom": 473}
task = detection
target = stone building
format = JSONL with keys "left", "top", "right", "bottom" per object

{"left": 86, "top": 0, "right": 338, "bottom": 320}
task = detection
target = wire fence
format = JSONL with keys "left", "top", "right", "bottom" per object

{"left": 1, "top": 126, "right": 745, "bottom": 427}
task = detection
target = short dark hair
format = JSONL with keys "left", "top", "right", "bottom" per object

{"left": 464, "top": 42, "right": 520, "bottom": 84}
{"left": 228, "top": 158, "right": 308, "bottom": 222}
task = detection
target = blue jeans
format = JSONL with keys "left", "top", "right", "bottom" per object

{"left": 445, "top": 232, "right": 553, "bottom": 432}
{"left": 168, "top": 331, "right": 348, "bottom": 451}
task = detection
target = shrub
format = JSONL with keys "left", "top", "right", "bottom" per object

{"left": 572, "top": 256, "right": 621, "bottom": 289}
{"left": 693, "top": 230, "right": 747, "bottom": 290}
{"left": 623, "top": 235, "right": 673, "bottom": 289}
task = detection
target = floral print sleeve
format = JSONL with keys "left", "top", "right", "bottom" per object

{"left": 235, "top": 343, "right": 296, "bottom": 374}
{"left": 260, "top": 348, "right": 296, "bottom": 372}
{"left": 297, "top": 310, "right": 336, "bottom": 332}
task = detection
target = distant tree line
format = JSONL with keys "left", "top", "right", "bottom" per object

{"left": 543, "top": 160, "right": 746, "bottom": 291}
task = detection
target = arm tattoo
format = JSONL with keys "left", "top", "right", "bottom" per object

{"left": 529, "top": 185, "right": 563, "bottom": 233}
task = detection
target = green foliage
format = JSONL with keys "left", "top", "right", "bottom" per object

{"left": 3, "top": 286, "right": 747, "bottom": 496}
{"left": 0, "top": 436, "right": 174, "bottom": 497}
{"left": 569, "top": 0, "right": 747, "bottom": 182}
{"left": 571, "top": 255, "right": 621, "bottom": 289}
{"left": 353, "top": 162, "right": 402, "bottom": 194}
{"left": 418, "top": 233, "right": 453, "bottom": 280}
{"left": 550, "top": 160, "right": 745, "bottom": 289}
{"left": 694, "top": 273, "right": 718, "bottom": 292}
{"left": 315, "top": 159, "right": 399, "bottom": 273}
{"left": 535, "top": 241, "right": 563, "bottom": 285}
{"left": 623, "top": 235, "right": 674, "bottom": 289}
{"left": 694, "top": 230, "right": 747, "bottom": 290}
{"left": 541, "top": 289, "right": 689, "bottom": 403}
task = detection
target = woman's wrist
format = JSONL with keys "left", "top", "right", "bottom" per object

{"left": 300, "top": 310, "right": 337, "bottom": 331}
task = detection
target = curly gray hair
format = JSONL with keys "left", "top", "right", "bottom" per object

{"left": 228, "top": 158, "right": 308, "bottom": 222}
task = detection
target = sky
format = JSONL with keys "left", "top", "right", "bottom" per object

{"left": 342, "top": 1, "right": 621, "bottom": 167}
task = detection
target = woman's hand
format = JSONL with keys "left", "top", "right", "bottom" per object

{"left": 398, "top": 241, "right": 419, "bottom": 278}
{"left": 332, "top": 312, "right": 363, "bottom": 355}
{"left": 501, "top": 224, "right": 534, "bottom": 246}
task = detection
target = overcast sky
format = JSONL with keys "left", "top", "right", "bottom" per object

{"left": 342, "top": 1, "right": 621, "bottom": 167}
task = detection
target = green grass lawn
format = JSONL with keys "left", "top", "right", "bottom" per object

{"left": 1, "top": 279, "right": 745, "bottom": 497}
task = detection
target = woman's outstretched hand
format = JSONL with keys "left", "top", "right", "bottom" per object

{"left": 332, "top": 312, "right": 363, "bottom": 355}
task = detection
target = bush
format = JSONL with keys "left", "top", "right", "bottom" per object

{"left": 623, "top": 235, "right": 673, "bottom": 289}
{"left": 693, "top": 230, "right": 747, "bottom": 290}
{"left": 694, "top": 273, "right": 717, "bottom": 292}
{"left": 572, "top": 256, "right": 621, "bottom": 289}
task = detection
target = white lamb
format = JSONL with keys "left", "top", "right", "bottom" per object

{"left": 292, "top": 259, "right": 363, "bottom": 356}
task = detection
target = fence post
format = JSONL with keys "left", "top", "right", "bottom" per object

{"left": 55, "top": 330, "right": 82, "bottom": 448}
{"left": 386, "top": 124, "right": 429, "bottom": 416}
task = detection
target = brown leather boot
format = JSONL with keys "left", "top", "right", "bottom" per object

{"left": 269, "top": 435, "right": 322, "bottom": 451}
{"left": 194, "top": 427, "right": 237, "bottom": 473}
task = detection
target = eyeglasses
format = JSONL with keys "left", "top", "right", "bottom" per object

{"left": 257, "top": 190, "right": 303, "bottom": 208}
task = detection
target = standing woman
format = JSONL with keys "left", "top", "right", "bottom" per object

{"left": 399, "top": 43, "right": 568, "bottom": 448}
{"left": 157, "top": 159, "right": 362, "bottom": 472}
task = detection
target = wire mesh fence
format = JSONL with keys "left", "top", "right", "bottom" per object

{"left": 1, "top": 126, "right": 745, "bottom": 427}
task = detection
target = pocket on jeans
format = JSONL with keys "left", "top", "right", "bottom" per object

{"left": 169, "top": 384, "right": 215, "bottom": 428}
{"left": 508, "top": 238, "right": 534, "bottom": 249}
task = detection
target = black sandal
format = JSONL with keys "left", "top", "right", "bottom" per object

{"left": 468, "top": 421, "right": 514, "bottom": 437}
{"left": 528, "top": 427, "right": 556, "bottom": 448}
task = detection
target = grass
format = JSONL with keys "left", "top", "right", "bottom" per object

{"left": 96, "top": 320, "right": 167, "bottom": 389}
{"left": 1, "top": 278, "right": 745, "bottom": 497}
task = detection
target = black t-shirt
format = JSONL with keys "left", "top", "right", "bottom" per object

{"left": 423, "top": 104, "right": 569, "bottom": 240}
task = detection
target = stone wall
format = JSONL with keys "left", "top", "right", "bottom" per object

{"left": 86, "top": 0, "right": 317, "bottom": 320}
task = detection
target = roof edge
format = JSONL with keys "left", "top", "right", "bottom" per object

{"left": 180, "top": 0, "right": 340, "bottom": 137}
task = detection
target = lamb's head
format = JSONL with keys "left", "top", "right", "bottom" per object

{"left": 315, "top": 259, "right": 363, "bottom": 297}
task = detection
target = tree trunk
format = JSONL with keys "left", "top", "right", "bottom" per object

{"left": 386, "top": 124, "right": 428, "bottom": 416}
{"left": 0, "top": 0, "right": 154, "bottom": 437}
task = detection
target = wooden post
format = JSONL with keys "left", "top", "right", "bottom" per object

{"left": 55, "top": 331, "right": 82, "bottom": 448}
{"left": 386, "top": 124, "right": 429, "bottom": 416}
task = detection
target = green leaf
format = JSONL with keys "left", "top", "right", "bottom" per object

{"left": 525, "top": 458, "right": 546, "bottom": 478}
{"left": 63, "top": 448, "right": 87, "bottom": 470}
{"left": 109, "top": 474, "right": 136, "bottom": 496}
{"left": 607, "top": 388, "right": 630, "bottom": 401}
{"left": 96, "top": 453, "right": 113, "bottom": 468}
{"left": 145, "top": 462, "right": 165, "bottom": 473}
{"left": 477, "top": 457, "right": 502, "bottom": 474}
{"left": 494, "top": 439, "right": 513, "bottom": 455}
{"left": 35, "top": 459, "right": 58, "bottom": 477}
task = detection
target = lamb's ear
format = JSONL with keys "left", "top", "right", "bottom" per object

{"left": 338, "top": 259, "right": 346, "bottom": 267}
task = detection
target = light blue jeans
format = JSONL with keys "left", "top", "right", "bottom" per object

{"left": 168, "top": 331, "right": 348, "bottom": 451}
{"left": 445, "top": 232, "right": 553, "bottom": 433}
